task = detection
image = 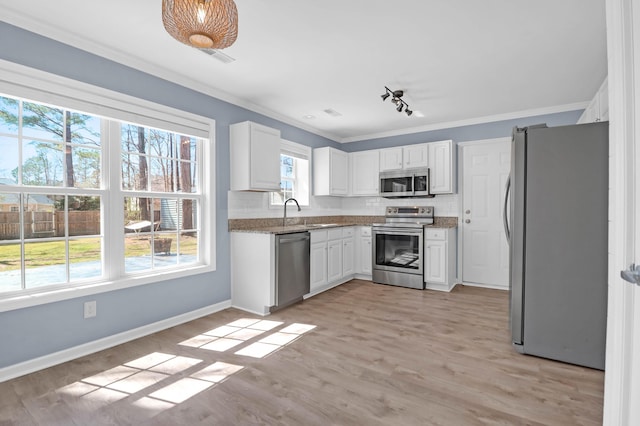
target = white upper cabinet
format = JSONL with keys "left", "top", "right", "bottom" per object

{"left": 314, "top": 147, "right": 349, "bottom": 196}
{"left": 578, "top": 77, "right": 609, "bottom": 124}
{"left": 379, "top": 144, "right": 429, "bottom": 171}
{"left": 229, "top": 121, "right": 281, "bottom": 191}
{"left": 377, "top": 141, "right": 454, "bottom": 194}
{"left": 350, "top": 150, "right": 380, "bottom": 196}
{"left": 379, "top": 147, "right": 404, "bottom": 171}
{"left": 403, "top": 144, "right": 430, "bottom": 169}
{"left": 428, "top": 140, "right": 454, "bottom": 194}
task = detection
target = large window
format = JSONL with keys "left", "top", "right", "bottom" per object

{"left": 0, "top": 91, "right": 211, "bottom": 299}
{"left": 121, "top": 124, "right": 199, "bottom": 273}
{"left": 270, "top": 140, "right": 310, "bottom": 206}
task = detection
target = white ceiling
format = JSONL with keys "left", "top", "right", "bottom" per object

{"left": 0, "top": 1, "right": 607, "bottom": 143}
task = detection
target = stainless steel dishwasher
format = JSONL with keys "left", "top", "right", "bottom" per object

{"left": 272, "top": 232, "right": 310, "bottom": 312}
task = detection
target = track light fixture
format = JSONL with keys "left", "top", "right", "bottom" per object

{"left": 381, "top": 86, "right": 413, "bottom": 117}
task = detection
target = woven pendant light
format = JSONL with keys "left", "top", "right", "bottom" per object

{"left": 162, "top": 0, "right": 238, "bottom": 49}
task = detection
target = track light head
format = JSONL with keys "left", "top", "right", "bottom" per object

{"left": 381, "top": 86, "right": 413, "bottom": 117}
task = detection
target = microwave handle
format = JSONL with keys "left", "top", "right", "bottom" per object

{"left": 414, "top": 168, "right": 431, "bottom": 195}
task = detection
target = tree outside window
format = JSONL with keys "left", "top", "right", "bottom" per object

{"left": 270, "top": 141, "right": 310, "bottom": 206}
{"left": 0, "top": 94, "right": 204, "bottom": 295}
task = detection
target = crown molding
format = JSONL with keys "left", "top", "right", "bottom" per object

{"left": 1, "top": 10, "right": 589, "bottom": 145}
{"left": 337, "top": 102, "right": 589, "bottom": 143}
{"left": 0, "top": 10, "right": 340, "bottom": 142}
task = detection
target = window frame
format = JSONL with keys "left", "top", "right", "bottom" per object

{"left": 269, "top": 139, "right": 311, "bottom": 208}
{"left": 0, "top": 61, "right": 216, "bottom": 313}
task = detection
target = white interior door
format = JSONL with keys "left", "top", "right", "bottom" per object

{"left": 603, "top": 0, "right": 640, "bottom": 423}
{"left": 460, "top": 138, "right": 510, "bottom": 289}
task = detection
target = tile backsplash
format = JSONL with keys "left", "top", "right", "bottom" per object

{"left": 228, "top": 191, "right": 459, "bottom": 219}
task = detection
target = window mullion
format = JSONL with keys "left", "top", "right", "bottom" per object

{"left": 0, "top": 74, "right": 214, "bottom": 303}
{"left": 103, "top": 120, "right": 125, "bottom": 280}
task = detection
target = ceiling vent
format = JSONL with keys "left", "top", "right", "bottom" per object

{"left": 197, "top": 48, "right": 236, "bottom": 64}
{"left": 323, "top": 108, "right": 342, "bottom": 117}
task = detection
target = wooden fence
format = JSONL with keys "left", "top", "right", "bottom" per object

{"left": 0, "top": 211, "right": 101, "bottom": 239}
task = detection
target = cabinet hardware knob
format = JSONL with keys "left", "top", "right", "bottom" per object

{"left": 465, "top": 219, "right": 471, "bottom": 224}
{"left": 465, "top": 210, "right": 471, "bottom": 214}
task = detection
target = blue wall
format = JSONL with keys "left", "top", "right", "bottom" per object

{"left": 0, "top": 21, "right": 338, "bottom": 370}
{"left": 0, "top": 21, "right": 582, "bottom": 370}
{"left": 341, "top": 110, "right": 583, "bottom": 152}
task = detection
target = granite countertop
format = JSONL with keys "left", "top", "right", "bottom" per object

{"left": 229, "top": 216, "right": 457, "bottom": 235}
{"left": 232, "top": 223, "right": 358, "bottom": 235}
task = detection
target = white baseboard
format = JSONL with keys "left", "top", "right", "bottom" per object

{"left": 0, "top": 299, "right": 232, "bottom": 383}
{"left": 461, "top": 281, "right": 509, "bottom": 291}
{"left": 353, "top": 273, "right": 372, "bottom": 280}
{"left": 229, "top": 304, "right": 270, "bottom": 316}
{"left": 425, "top": 281, "right": 457, "bottom": 292}
{"left": 304, "top": 276, "right": 352, "bottom": 299}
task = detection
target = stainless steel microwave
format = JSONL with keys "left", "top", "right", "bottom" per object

{"left": 379, "top": 168, "right": 433, "bottom": 198}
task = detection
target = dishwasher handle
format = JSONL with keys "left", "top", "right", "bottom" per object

{"left": 278, "top": 233, "right": 310, "bottom": 244}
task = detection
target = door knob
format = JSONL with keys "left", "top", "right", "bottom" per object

{"left": 621, "top": 264, "right": 640, "bottom": 285}
{"left": 465, "top": 219, "right": 470, "bottom": 224}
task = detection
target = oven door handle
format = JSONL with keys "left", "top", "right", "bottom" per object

{"left": 372, "top": 228, "right": 424, "bottom": 236}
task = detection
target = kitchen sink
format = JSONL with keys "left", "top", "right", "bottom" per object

{"left": 307, "top": 223, "right": 340, "bottom": 228}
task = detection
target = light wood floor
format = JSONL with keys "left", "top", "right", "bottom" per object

{"left": 0, "top": 281, "right": 604, "bottom": 425}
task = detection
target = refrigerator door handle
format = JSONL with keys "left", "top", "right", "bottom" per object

{"left": 503, "top": 175, "right": 511, "bottom": 244}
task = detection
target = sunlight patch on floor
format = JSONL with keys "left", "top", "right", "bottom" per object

{"left": 147, "top": 377, "right": 214, "bottom": 404}
{"left": 54, "top": 318, "right": 316, "bottom": 420}
{"left": 178, "top": 318, "right": 288, "bottom": 354}
{"left": 234, "top": 322, "right": 317, "bottom": 358}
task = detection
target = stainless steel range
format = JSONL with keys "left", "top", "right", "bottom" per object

{"left": 372, "top": 206, "right": 434, "bottom": 289}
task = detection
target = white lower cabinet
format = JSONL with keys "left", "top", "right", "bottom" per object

{"left": 342, "top": 227, "right": 355, "bottom": 276}
{"left": 327, "top": 239, "right": 343, "bottom": 282}
{"left": 424, "top": 228, "right": 457, "bottom": 291}
{"left": 309, "top": 227, "right": 356, "bottom": 296}
{"left": 356, "top": 226, "right": 372, "bottom": 277}
{"left": 310, "top": 234, "right": 328, "bottom": 291}
{"left": 230, "top": 232, "right": 275, "bottom": 315}
{"left": 425, "top": 240, "right": 446, "bottom": 283}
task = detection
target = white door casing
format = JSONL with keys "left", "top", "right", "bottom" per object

{"left": 458, "top": 138, "right": 511, "bottom": 289}
{"left": 603, "top": 0, "right": 640, "bottom": 424}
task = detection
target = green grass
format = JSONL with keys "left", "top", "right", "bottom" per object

{"left": 0, "top": 235, "right": 198, "bottom": 272}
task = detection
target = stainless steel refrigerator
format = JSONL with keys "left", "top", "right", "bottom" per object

{"left": 504, "top": 122, "right": 608, "bottom": 370}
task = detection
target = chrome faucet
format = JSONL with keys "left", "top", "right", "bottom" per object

{"left": 283, "top": 198, "right": 301, "bottom": 226}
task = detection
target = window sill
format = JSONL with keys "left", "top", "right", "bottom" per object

{"left": 0, "top": 263, "right": 216, "bottom": 314}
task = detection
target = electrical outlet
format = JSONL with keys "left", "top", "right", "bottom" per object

{"left": 84, "top": 300, "right": 97, "bottom": 319}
